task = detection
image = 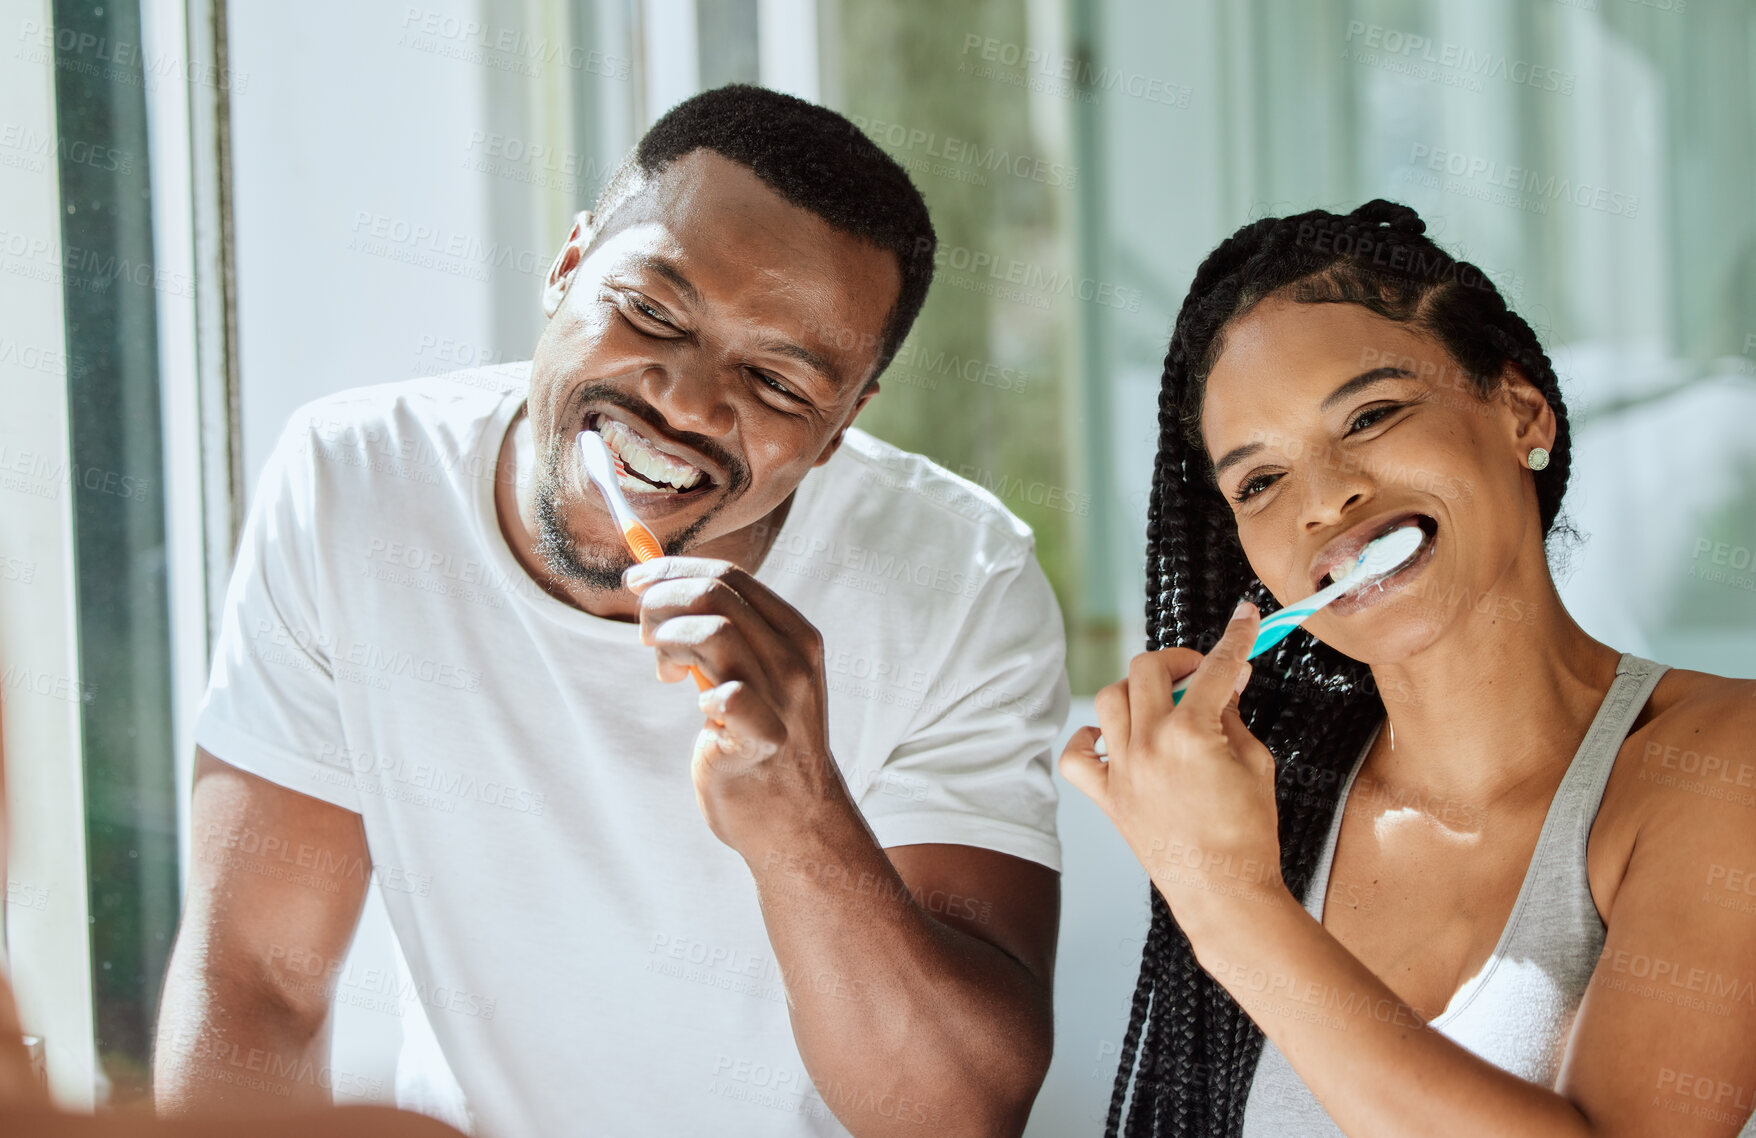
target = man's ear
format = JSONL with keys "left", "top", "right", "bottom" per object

{"left": 542, "top": 210, "right": 594, "bottom": 319}
{"left": 1498, "top": 363, "right": 1555, "bottom": 455}
{"left": 814, "top": 381, "right": 881, "bottom": 467}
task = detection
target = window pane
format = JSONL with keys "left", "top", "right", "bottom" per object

{"left": 698, "top": 0, "right": 759, "bottom": 87}
{"left": 50, "top": 0, "right": 179, "bottom": 1107}
{"left": 822, "top": 1, "right": 1117, "bottom": 691}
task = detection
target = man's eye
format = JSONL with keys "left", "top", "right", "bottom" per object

{"left": 629, "top": 297, "right": 671, "bottom": 325}
{"left": 1232, "top": 472, "right": 1280, "bottom": 503}
{"left": 752, "top": 369, "right": 798, "bottom": 400}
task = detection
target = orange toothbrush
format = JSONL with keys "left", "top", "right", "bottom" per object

{"left": 577, "top": 429, "right": 713, "bottom": 693}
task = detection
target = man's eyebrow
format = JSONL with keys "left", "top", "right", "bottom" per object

{"left": 1318, "top": 366, "right": 1417, "bottom": 411}
{"left": 760, "top": 338, "right": 845, "bottom": 389}
{"left": 625, "top": 253, "right": 701, "bottom": 306}
{"left": 1212, "top": 367, "right": 1419, "bottom": 478}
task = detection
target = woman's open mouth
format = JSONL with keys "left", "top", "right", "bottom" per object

{"left": 1321, "top": 514, "right": 1439, "bottom": 616}
{"left": 584, "top": 412, "right": 715, "bottom": 500}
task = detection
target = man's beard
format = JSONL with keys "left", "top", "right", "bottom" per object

{"left": 530, "top": 428, "right": 717, "bottom": 591}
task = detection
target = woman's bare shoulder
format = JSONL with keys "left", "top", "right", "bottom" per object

{"left": 1630, "top": 667, "right": 1756, "bottom": 781}
{"left": 1592, "top": 667, "right": 1756, "bottom": 911}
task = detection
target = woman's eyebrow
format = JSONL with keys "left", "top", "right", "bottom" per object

{"left": 1213, "top": 366, "right": 1419, "bottom": 478}
{"left": 1318, "top": 365, "right": 1416, "bottom": 411}
{"left": 1213, "top": 441, "right": 1264, "bottom": 479}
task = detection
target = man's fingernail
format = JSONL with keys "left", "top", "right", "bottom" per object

{"left": 624, "top": 562, "right": 662, "bottom": 587}
{"left": 1233, "top": 663, "right": 1252, "bottom": 695}
{"left": 1231, "top": 600, "right": 1256, "bottom": 622}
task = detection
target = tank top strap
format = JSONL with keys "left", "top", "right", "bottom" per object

{"left": 1553, "top": 652, "right": 1670, "bottom": 820}
{"left": 1297, "top": 721, "right": 1381, "bottom": 920}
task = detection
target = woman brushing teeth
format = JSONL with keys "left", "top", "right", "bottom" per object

{"left": 1064, "top": 201, "right": 1756, "bottom": 1138}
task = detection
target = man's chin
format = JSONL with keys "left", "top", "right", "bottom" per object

{"left": 538, "top": 536, "right": 633, "bottom": 593}
{"left": 531, "top": 438, "right": 722, "bottom": 591}
{"left": 533, "top": 487, "right": 634, "bottom": 592}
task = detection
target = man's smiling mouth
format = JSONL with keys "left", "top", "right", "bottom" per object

{"left": 585, "top": 412, "right": 713, "bottom": 496}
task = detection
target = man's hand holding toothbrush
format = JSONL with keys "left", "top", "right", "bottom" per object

{"left": 622, "top": 555, "right": 849, "bottom": 860}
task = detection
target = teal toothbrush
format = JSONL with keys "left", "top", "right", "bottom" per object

{"left": 1094, "top": 524, "right": 1423, "bottom": 755}
{"left": 1168, "top": 522, "right": 1425, "bottom": 704}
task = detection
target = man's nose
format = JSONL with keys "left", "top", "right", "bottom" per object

{"left": 637, "top": 362, "right": 735, "bottom": 437}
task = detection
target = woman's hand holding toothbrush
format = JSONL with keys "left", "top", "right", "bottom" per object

{"left": 1058, "top": 601, "right": 1294, "bottom": 954}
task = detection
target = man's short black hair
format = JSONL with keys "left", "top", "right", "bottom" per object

{"left": 589, "top": 84, "right": 935, "bottom": 382}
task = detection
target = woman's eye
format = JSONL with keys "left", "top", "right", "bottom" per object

{"left": 1232, "top": 472, "right": 1280, "bottom": 503}
{"left": 1348, "top": 403, "right": 1401, "bottom": 433}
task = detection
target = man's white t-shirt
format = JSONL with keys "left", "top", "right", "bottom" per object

{"left": 194, "top": 364, "right": 1068, "bottom": 1138}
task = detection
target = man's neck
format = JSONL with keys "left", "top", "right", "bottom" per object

{"left": 493, "top": 407, "right": 793, "bottom": 621}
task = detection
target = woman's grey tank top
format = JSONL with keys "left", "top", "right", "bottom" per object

{"left": 1240, "top": 652, "right": 1670, "bottom": 1136}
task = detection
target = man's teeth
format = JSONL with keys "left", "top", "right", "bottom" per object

{"left": 614, "top": 468, "right": 659, "bottom": 495}
{"left": 595, "top": 417, "right": 704, "bottom": 491}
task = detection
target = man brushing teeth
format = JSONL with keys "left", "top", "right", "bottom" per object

{"left": 161, "top": 85, "right": 1068, "bottom": 1138}
{"left": 588, "top": 413, "right": 708, "bottom": 495}
{"left": 526, "top": 395, "right": 739, "bottom": 594}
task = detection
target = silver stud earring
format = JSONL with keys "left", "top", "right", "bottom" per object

{"left": 1527, "top": 447, "right": 1550, "bottom": 471}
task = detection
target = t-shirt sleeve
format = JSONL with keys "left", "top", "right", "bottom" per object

{"left": 193, "top": 414, "right": 361, "bottom": 811}
{"left": 858, "top": 547, "right": 1069, "bottom": 872}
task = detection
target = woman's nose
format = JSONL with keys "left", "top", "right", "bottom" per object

{"left": 1300, "top": 451, "right": 1374, "bottom": 530}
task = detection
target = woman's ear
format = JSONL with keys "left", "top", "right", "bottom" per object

{"left": 1499, "top": 363, "right": 1556, "bottom": 454}
{"left": 541, "top": 210, "right": 595, "bottom": 319}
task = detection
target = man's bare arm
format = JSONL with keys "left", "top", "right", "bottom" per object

{"left": 629, "top": 557, "right": 1062, "bottom": 1136}
{"left": 153, "top": 750, "right": 370, "bottom": 1114}
{"left": 752, "top": 830, "right": 1059, "bottom": 1138}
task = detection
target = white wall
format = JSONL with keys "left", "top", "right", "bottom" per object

{"left": 226, "top": 0, "right": 572, "bottom": 486}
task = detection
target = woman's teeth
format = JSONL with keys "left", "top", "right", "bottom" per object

{"left": 595, "top": 417, "right": 705, "bottom": 492}
{"left": 1318, "top": 518, "right": 1435, "bottom": 589}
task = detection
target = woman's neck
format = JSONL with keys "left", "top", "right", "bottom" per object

{"left": 1361, "top": 569, "right": 1622, "bottom": 807}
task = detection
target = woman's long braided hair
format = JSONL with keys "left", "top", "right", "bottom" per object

{"left": 1105, "top": 200, "right": 1577, "bottom": 1136}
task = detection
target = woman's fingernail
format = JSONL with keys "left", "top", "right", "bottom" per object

{"left": 1231, "top": 599, "right": 1256, "bottom": 622}
{"left": 1233, "top": 663, "right": 1252, "bottom": 695}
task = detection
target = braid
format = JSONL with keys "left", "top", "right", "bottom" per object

{"left": 1106, "top": 200, "right": 1577, "bottom": 1136}
{"left": 1103, "top": 903, "right": 1161, "bottom": 1133}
